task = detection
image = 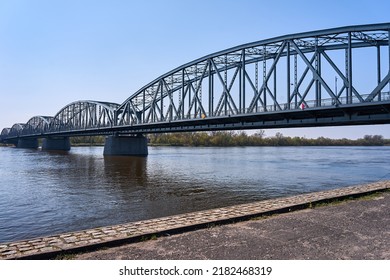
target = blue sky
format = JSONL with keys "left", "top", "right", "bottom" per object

{"left": 1, "top": 0, "right": 389, "bottom": 139}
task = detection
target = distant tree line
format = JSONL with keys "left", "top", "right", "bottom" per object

{"left": 63, "top": 131, "right": 389, "bottom": 147}
{"left": 70, "top": 136, "right": 105, "bottom": 145}
{"left": 148, "top": 131, "right": 389, "bottom": 147}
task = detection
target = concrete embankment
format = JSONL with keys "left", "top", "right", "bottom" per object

{"left": 1, "top": 180, "right": 389, "bottom": 260}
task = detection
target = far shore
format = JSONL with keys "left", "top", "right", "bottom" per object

{"left": 2, "top": 132, "right": 389, "bottom": 147}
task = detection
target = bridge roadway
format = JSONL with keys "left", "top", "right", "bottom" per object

{"left": 1, "top": 23, "right": 390, "bottom": 155}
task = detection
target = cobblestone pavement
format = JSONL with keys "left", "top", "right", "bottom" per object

{"left": 1, "top": 181, "right": 389, "bottom": 260}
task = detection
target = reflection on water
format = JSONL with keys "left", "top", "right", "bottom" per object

{"left": 0, "top": 145, "right": 389, "bottom": 243}
{"left": 104, "top": 156, "right": 148, "bottom": 187}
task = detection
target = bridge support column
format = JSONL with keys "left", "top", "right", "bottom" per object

{"left": 103, "top": 135, "right": 148, "bottom": 156}
{"left": 17, "top": 138, "right": 39, "bottom": 149}
{"left": 6, "top": 139, "right": 19, "bottom": 147}
{"left": 42, "top": 137, "right": 71, "bottom": 151}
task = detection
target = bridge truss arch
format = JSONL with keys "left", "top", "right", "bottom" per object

{"left": 116, "top": 23, "right": 390, "bottom": 128}
{"left": 48, "top": 101, "right": 120, "bottom": 133}
{"left": 0, "top": 128, "right": 11, "bottom": 141}
{"left": 8, "top": 123, "right": 25, "bottom": 138}
{"left": 20, "top": 116, "right": 54, "bottom": 136}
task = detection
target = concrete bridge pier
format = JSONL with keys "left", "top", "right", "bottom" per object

{"left": 103, "top": 134, "right": 148, "bottom": 156}
{"left": 6, "top": 139, "right": 19, "bottom": 147}
{"left": 17, "top": 138, "right": 39, "bottom": 149}
{"left": 42, "top": 137, "right": 71, "bottom": 151}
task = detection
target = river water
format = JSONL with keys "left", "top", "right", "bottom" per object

{"left": 0, "top": 145, "right": 389, "bottom": 243}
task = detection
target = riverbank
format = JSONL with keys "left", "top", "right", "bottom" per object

{"left": 1, "top": 180, "right": 389, "bottom": 260}
{"left": 76, "top": 188, "right": 390, "bottom": 260}
{"left": 148, "top": 132, "right": 390, "bottom": 146}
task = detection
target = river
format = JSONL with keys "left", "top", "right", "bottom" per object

{"left": 0, "top": 145, "right": 389, "bottom": 243}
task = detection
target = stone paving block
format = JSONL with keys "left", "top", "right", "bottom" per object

{"left": 2, "top": 250, "right": 17, "bottom": 255}
{"left": 64, "top": 237, "right": 79, "bottom": 243}
{"left": 38, "top": 246, "right": 55, "bottom": 252}
{"left": 19, "top": 247, "right": 34, "bottom": 252}
{"left": 24, "top": 249, "right": 38, "bottom": 255}
{"left": 74, "top": 241, "right": 90, "bottom": 246}
{"left": 59, "top": 234, "right": 72, "bottom": 238}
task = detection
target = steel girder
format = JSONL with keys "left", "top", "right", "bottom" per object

{"left": 48, "top": 101, "right": 119, "bottom": 133}
{"left": 116, "top": 23, "right": 390, "bottom": 127}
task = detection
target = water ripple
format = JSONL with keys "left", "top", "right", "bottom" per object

{"left": 0, "top": 145, "right": 389, "bottom": 243}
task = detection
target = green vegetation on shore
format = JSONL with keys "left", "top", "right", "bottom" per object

{"left": 2, "top": 131, "right": 388, "bottom": 147}
{"left": 148, "top": 131, "right": 389, "bottom": 147}
{"left": 70, "top": 136, "right": 105, "bottom": 146}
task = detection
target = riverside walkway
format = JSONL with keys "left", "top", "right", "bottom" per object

{"left": 1, "top": 180, "right": 389, "bottom": 260}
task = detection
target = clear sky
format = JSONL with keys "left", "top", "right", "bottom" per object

{"left": 0, "top": 0, "right": 389, "bottom": 139}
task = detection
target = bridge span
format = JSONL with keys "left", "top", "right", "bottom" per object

{"left": 1, "top": 23, "right": 390, "bottom": 155}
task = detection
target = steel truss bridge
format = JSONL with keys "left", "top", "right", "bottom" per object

{"left": 1, "top": 23, "right": 390, "bottom": 144}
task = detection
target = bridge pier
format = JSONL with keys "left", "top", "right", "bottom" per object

{"left": 17, "top": 138, "right": 39, "bottom": 149}
{"left": 5, "top": 139, "right": 19, "bottom": 147}
{"left": 103, "top": 135, "right": 148, "bottom": 156}
{"left": 42, "top": 137, "right": 71, "bottom": 151}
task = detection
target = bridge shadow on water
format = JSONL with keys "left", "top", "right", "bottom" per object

{"left": 103, "top": 155, "right": 148, "bottom": 186}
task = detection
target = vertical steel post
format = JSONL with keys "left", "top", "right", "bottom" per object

{"left": 224, "top": 54, "right": 228, "bottom": 115}
{"left": 241, "top": 49, "right": 246, "bottom": 113}
{"left": 287, "top": 41, "right": 291, "bottom": 110}
{"left": 188, "top": 81, "right": 191, "bottom": 118}
{"left": 114, "top": 107, "right": 118, "bottom": 126}
{"left": 125, "top": 101, "right": 131, "bottom": 124}
{"left": 239, "top": 56, "right": 242, "bottom": 113}
{"left": 255, "top": 61, "right": 258, "bottom": 112}
{"left": 181, "top": 68, "right": 185, "bottom": 119}
{"left": 78, "top": 104, "right": 81, "bottom": 129}
{"left": 318, "top": 50, "right": 322, "bottom": 106}
{"left": 315, "top": 38, "right": 320, "bottom": 107}
{"left": 199, "top": 71, "right": 202, "bottom": 117}
{"left": 209, "top": 59, "right": 213, "bottom": 117}
{"left": 388, "top": 29, "right": 390, "bottom": 94}
{"left": 377, "top": 45, "right": 381, "bottom": 101}
{"left": 160, "top": 80, "right": 164, "bottom": 121}
{"left": 195, "top": 65, "right": 198, "bottom": 117}
{"left": 345, "top": 49, "right": 348, "bottom": 103}
{"left": 170, "top": 76, "right": 174, "bottom": 121}
{"left": 274, "top": 57, "right": 277, "bottom": 111}
{"left": 263, "top": 45, "right": 267, "bottom": 110}
{"left": 85, "top": 104, "right": 88, "bottom": 128}
{"left": 142, "top": 90, "right": 145, "bottom": 123}
{"left": 294, "top": 54, "right": 298, "bottom": 108}
{"left": 348, "top": 32, "right": 353, "bottom": 104}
